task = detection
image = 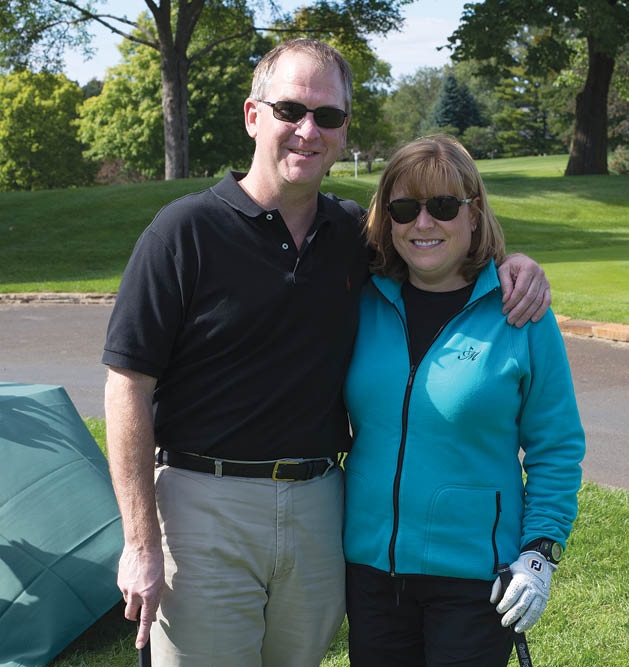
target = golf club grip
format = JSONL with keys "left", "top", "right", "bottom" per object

{"left": 498, "top": 564, "right": 533, "bottom": 667}
{"left": 137, "top": 608, "right": 152, "bottom": 667}
{"left": 138, "top": 640, "right": 151, "bottom": 667}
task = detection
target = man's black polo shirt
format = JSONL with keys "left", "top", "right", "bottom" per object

{"left": 102, "top": 172, "right": 370, "bottom": 460}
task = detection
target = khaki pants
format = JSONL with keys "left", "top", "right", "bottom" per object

{"left": 150, "top": 464, "right": 346, "bottom": 667}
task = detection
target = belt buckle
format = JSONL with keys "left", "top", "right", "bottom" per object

{"left": 272, "top": 460, "right": 299, "bottom": 482}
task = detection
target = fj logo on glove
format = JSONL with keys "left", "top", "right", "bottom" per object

{"left": 528, "top": 557, "right": 544, "bottom": 572}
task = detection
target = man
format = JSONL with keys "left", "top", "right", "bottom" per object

{"left": 103, "top": 39, "right": 550, "bottom": 667}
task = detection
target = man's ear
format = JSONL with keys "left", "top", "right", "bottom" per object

{"left": 341, "top": 116, "right": 350, "bottom": 148}
{"left": 244, "top": 98, "right": 259, "bottom": 139}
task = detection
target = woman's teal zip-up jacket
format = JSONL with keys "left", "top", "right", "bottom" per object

{"left": 343, "top": 261, "right": 585, "bottom": 580}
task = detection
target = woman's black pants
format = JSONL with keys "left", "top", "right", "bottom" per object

{"left": 346, "top": 563, "right": 515, "bottom": 667}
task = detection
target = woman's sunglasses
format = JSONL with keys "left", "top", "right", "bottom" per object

{"left": 258, "top": 100, "right": 348, "bottom": 129}
{"left": 387, "top": 196, "right": 475, "bottom": 224}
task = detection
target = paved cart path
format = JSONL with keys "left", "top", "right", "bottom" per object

{"left": 0, "top": 302, "right": 627, "bottom": 489}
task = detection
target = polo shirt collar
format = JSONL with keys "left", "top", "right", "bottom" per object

{"left": 213, "top": 171, "right": 334, "bottom": 230}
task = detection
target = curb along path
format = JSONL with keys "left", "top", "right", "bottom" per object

{"left": 0, "top": 293, "right": 117, "bottom": 306}
{"left": 1, "top": 293, "right": 628, "bottom": 343}
{"left": 555, "top": 315, "right": 629, "bottom": 344}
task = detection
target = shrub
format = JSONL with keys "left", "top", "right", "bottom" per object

{"left": 609, "top": 145, "right": 629, "bottom": 174}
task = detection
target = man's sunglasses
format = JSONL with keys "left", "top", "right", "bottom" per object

{"left": 387, "top": 196, "right": 475, "bottom": 224}
{"left": 258, "top": 100, "right": 348, "bottom": 129}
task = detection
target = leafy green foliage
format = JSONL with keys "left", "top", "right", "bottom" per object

{"left": 337, "top": 40, "right": 395, "bottom": 161}
{"left": 445, "top": 0, "right": 629, "bottom": 175}
{"left": 272, "top": 0, "right": 414, "bottom": 40}
{"left": 0, "top": 0, "right": 92, "bottom": 73}
{"left": 78, "top": 8, "right": 271, "bottom": 179}
{"left": 448, "top": 0, "right": 629, "bottom": 76}
{"left": 4, "top": 1, "right": 413, "bottom": 180}
{"left": 0, "top": 70, "right": 96, "bottom": 190}
{"left": 610, "top": 145, "right": 629, "bottom": 174}
{"left": 78, "top": 35, "right": 164, "bottom": 179}
{"left": 384, "top": 67, "right": 444, "bottom": 146}
{"left": 491, "top": 71, "right": 561, "bottom": 157}
{"left": 187, "top": 6, "right": 272, "bottom": 175}
{"left": 461, "top": 125, "right": 500, "bottom": 160}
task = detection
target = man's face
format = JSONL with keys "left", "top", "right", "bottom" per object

{"left": 244, "top": 51, "right": 349, "bottom": 193}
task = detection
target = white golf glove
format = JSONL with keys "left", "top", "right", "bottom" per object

{"left": 490, "top": 551, "right": 557, "bottom": 633}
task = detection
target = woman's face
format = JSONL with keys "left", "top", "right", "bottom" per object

{"left": 389, "top": 184, "right": 477, "bottom": 292}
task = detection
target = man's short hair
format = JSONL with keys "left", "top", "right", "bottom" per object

{"left": 250, "top": 38, "right": 353, "bottom": 115}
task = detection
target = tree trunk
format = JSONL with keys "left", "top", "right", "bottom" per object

{"left": 565, "top": 36, "right": 615, "bottom": 176}
{"left": 161, "top": 49, "right": 190, "bottom": 180}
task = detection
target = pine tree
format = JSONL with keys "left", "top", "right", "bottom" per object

{"left": 432, "top": 74, "right": 482, "bottom": 134}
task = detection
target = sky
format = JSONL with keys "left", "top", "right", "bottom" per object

{"left": 62, "top": 0, "right": 468, "bottom": 86}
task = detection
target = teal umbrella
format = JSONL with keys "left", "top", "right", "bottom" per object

{"left": 0, "top": 383, "right": 123, "bottom": 666}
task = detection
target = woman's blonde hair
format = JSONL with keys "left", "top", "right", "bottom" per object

{"left": 367, "top": 134, "right": 506, "bottom": 283}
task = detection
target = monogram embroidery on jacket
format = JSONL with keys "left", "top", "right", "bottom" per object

{"left": 458, "top": 346, "right": 481, "bottom": 361}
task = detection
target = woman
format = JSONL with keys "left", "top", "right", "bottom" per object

{"left": 343, "top": 135, "right": 585, "bottom": 667}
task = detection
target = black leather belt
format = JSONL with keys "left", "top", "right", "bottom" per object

{"left": 156, "top": 449, "right": 336, "bottom": 482}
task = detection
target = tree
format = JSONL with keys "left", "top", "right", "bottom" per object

{"left": 384, "top": 67, "right": 444, "bottom": 145}
{"left": 342, "top": 41, "right": 395, "bottom": 168}
{"left": 78, "top": 10, "right": 270, "bottom": 179}
{"left": 446, "top": 0, "right": 629, "bottom": 175}
{"left": 81, "top": 78, "right": 103, "bottom": 99}
{"left": 431, "top": 73, "right": 481, "bottom": 134}
{"left": 491, "top": 70, "right": 560, "bottom": 157}
{"left": 78, "top": 35, "right": 165, "bottom": 179}
{"left": 551, "top": 38, "right": 629, "bottom": 150}
{"left": 461, "top": 125, "right": 500, "bottom": 159}
{"left": 0, "top": 71, "right": 95, "bottom": 190}
{"left": 0, "top": 0, "right": 414, "bottom": 180}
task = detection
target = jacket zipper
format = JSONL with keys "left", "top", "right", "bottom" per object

{"left": 388, "top": 364, "right": 417, "bottom": 575}
{"left": 384, "top": 284, "right": 501, "bottom": 576}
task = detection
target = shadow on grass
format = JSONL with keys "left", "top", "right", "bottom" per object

{"left": 500, "top": 216, "right": 629, "bottom": 255}
{"left": 49, "top": 600, "right": 135, "bottom": 665}
{"left": 483, "top": 173, "right": 629, "bottom": 206}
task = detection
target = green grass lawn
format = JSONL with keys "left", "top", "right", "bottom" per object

{"left": 56, "top": 420, "right": 629, "bottom": 667}
{"left": 1, "top": 154, "right": 628, "bottom": 322}
{"left": 5, "top": 158, "right": 629, "bottom": 664}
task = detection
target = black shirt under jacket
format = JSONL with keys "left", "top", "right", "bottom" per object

{"left": 102, "top": 172, "right": 370, "bottom": 460}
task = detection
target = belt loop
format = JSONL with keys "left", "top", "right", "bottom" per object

{"left": 322, "top": 457, "right": 335, "bottom": 477}
{"left": 214, "top": 459, "right": 223, "bottom": 478}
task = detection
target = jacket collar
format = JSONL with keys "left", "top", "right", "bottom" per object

{"left": 371, "top": 260, "right": 500, "bottom": 307}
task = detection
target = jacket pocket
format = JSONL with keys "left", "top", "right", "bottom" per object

{"left": 414, "top": 486, "right": 501, "bottom": 579}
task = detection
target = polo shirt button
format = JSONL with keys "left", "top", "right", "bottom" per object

{"left": 266, "top": 213, "right": 273, "bottom": 221}
{"left": 281, "top": 243, "right": 289, "bottom": 250}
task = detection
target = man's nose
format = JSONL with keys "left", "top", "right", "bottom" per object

{"left": 295, "top": 112, "right": 321, "bottom": 137}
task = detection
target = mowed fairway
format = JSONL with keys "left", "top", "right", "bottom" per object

{"left": 1, "top": 153, "right": 628, "bottom": 324}
{"left": 477, "top": 155, "right": 629, "bottom": 324}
